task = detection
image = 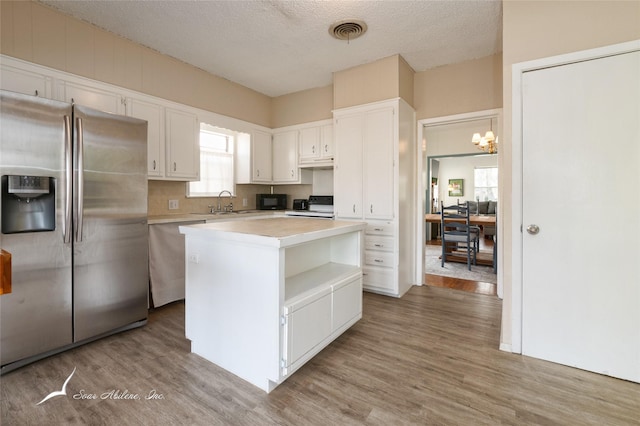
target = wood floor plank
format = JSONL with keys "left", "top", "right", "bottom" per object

{"left": 2, "top": 286, "right": 639, "bottom": 425}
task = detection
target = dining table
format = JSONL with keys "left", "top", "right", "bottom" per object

{"left": 424, "top": 213, "right": 496, "bottom": 226}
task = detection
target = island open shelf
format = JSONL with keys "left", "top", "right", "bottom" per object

{"left": 179, "top": 217, "right": 365, "bottom": 393}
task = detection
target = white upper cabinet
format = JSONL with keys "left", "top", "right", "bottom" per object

{"left": 252, "top": 130, "right": 273, "bottom": 183}
{"left": 0, "top": 63, "right": 53, "bottom": 98}
{"left": 363, "top": 108, "right": 394, "bottom": 220}
{"left": 299, "top": 126, "right": 320, "bottom": 160}
{"left": 273, "top": 130, "right": 299, "bottom": 183}
{"left": 126, "top": 96, "right": 165, "bottom": 178}
{"left": 165, "top": 108, "right": 199, "bottom": 180}
{"left": 334, "top": 113, "right": 364, "bottom": 219}
{"left": 236, "top": 130, "right": 272, "bottom": 184}
{"left": 57, "top": 80, "right": 124, "bottom": 115}
{"left": 334, "top": 107, "right": 394, "bottom": 220}
{"left": 299, "top": 122, "right": 333, "bottom": 167}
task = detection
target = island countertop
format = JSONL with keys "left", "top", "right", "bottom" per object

{"left": 179, "top": 217, "right": 365, "bottom": 248}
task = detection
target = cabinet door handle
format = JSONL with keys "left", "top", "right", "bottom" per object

{"left": 374, "top": 228, "right": 384, "bottom": 231}
{"left": 153, "top": 160, "right": 156, "bottom": 170}
{"left": 35, "top": 90, "right": 39, "bottom": 97}
{"left": 324, "top": 144, "right": 328, "bottom": 153}
{"left": 352, "top": 204, "right": 356, "bottom": 213}
{"left": 374, "top": 259, "right": 384, "bottom": 263}
{"left": 290, "top": 170, "right": 294, "bottom": 177}
{"left": 257, "top": 169, "right": 260, "bottom": 177}
{"left": 374, "top": 244, "right": 383, "bottom": 247}
{"left": 173, "top": 162, "right": 177, "bottom": 172}
{"left": 312, "top": 145, "right": 315, "bottom": 154}
{"left": 370, "top": 204, "right": 373, "bottom": 213}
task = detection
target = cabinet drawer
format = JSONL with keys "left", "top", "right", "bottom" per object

{"left": 365, "top": 222, "right": 394, "bottom": 236}
{"left": 332, "top": 277, "right": 362, "bottom": 332}
{"left": 365, "top": 251, "right": 395, "bottom": 267}
{"left": 363, "top": 267, "right": 396, "bottom": 291}
{"left": 365, "top": 236, "right": 394, "bottom": 252}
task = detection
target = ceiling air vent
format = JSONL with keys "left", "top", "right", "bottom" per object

{"left": 329, "top": 20, "right": 367, "bottom": 42}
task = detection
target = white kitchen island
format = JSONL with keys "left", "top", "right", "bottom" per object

{"left": 179, "top": 217, "right": 365, "bottom": 393}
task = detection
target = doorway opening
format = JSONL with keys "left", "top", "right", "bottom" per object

{"left": 415, "top": 109, "right": 503, "bottom": 298}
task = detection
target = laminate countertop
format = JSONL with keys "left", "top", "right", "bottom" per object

{"left": 148, "top": 210, "right": 278, "bottom": 224}
{"left": 179, "top": 217, "right": 366, "bottom": 248}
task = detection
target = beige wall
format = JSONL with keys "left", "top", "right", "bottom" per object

{"left": 333, "top": 54, "right": 408, "bottom": 109}
{"left": 414, "top": 54, "right": 502, "bottom": 121}
{"left": 0, "top": 1, "right": 272, "bottom": 127}
{"left": 501, "top": 0, "right": 640, "bottom": 347}
{"left": 398, "top": 55, "right": 415, "bottom": 108}
{"left": 273, "top": 55, "right": 415, "bottom": 127}
{"left": 271, "top": 85, "right": 333, "bottom": 128}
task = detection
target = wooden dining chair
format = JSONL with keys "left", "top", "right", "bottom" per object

{"left": 457, "top": 199, "right": 480, "bottom": 252}
{"left": 441, "top": 201, "right": 478, "bottom": 271}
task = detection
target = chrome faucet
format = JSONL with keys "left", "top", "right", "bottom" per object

{"left": 216, "top": 190, "right": 233, "bottom": 213}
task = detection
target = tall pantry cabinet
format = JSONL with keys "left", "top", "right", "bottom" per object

{"left": 334, "top": 98, "right": 416, "bottom": 297}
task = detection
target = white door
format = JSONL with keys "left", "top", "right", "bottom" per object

{"left": 521, "top": 51, "right": 640, "bottom": 382}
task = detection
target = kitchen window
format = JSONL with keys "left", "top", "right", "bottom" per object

{"left": 187, "top": 124, "right": 235, "bottom": 197}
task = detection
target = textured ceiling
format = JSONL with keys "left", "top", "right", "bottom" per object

{"left": 38, "top": 0, "right": 503, "bottom": 98}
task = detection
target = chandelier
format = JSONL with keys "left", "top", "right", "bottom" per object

{"left": 471, "top": 131, "right": 498, "bottom": 154}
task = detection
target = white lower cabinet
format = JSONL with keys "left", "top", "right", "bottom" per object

{"left": 282, "top": 274, "right": 362, "bottom": 373}
{"left": 362, "top": 220, "right": 398, "bottom": 294}
{"left": 332, "top": 277, "right": 363, "bottom": 332}
{"left": 283, "top": 288, "right": 332, "bottom": 368}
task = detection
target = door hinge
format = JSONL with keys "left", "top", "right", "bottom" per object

{"left": 280, "top": 315, "right": 287, "bottom": 325}
{"left": 280, "top": 358, "right": 287, "bottom": 368}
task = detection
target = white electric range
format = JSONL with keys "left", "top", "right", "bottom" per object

{"left": 284, "top": 195, "right": 334, "bottom": 219}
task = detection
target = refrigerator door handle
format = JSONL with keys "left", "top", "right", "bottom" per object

{"left": 64, "top": 115, "right": 72, "bottom": 244}
{"left": 76, "top": 117, "right": 84, "bottom": 242}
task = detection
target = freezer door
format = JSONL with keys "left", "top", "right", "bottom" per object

{"left": 0, "top": 91, "right": 73, "bottom": 366}
{"left": 73, "top": 105, "right": 148, "bottom": 341}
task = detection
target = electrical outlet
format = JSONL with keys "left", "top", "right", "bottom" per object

{"left": 242, "top": 198, "right": 248, "bottom": 207}
{"left": 188, "top": 253, "right": 199, "bottom": 264}
{"left": 168, "top": 199, "right": 179, "bottom": 210}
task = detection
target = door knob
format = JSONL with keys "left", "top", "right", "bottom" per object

{"left": 526, "top": 224, "right": 540, "bottom": 235}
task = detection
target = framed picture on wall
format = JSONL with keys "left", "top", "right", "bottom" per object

{"left": 448, "top": 179, "right": 463, "bottom": 196}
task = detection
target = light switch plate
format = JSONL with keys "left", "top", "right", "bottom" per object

{"left": 168, "top": 199, "right": 179, "bottom": 210}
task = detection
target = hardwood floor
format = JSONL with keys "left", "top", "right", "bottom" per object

{"left": 425, "top": 237, "right": 497, "bottom": 296}
{"left": 2, "top": 287, "right": 638, "bottom": 425}
{"left": 425, "top": 273, "right": 497, "bottom": 296}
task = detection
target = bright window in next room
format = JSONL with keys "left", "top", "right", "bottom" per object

{"left": 187, "top": 124, "right": 237, "bottom": 197}
{"left": 474, "top": 167, "right": 498, "bottom": 201}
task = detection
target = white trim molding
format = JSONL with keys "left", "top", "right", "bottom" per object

{"left": 415, "top": 108, "right": 503, "bottom": 298}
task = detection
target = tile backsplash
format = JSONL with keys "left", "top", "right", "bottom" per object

{"left": 148, "top": 180, "right": 314, "bottom": 216}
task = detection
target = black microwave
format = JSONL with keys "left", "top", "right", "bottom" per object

{"left": 256, "top": 194, "right": 287, "bottom": 210}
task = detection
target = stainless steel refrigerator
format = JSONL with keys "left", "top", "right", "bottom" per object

{"left": 0, "top": 90, "right": 148, "bottom": 373}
